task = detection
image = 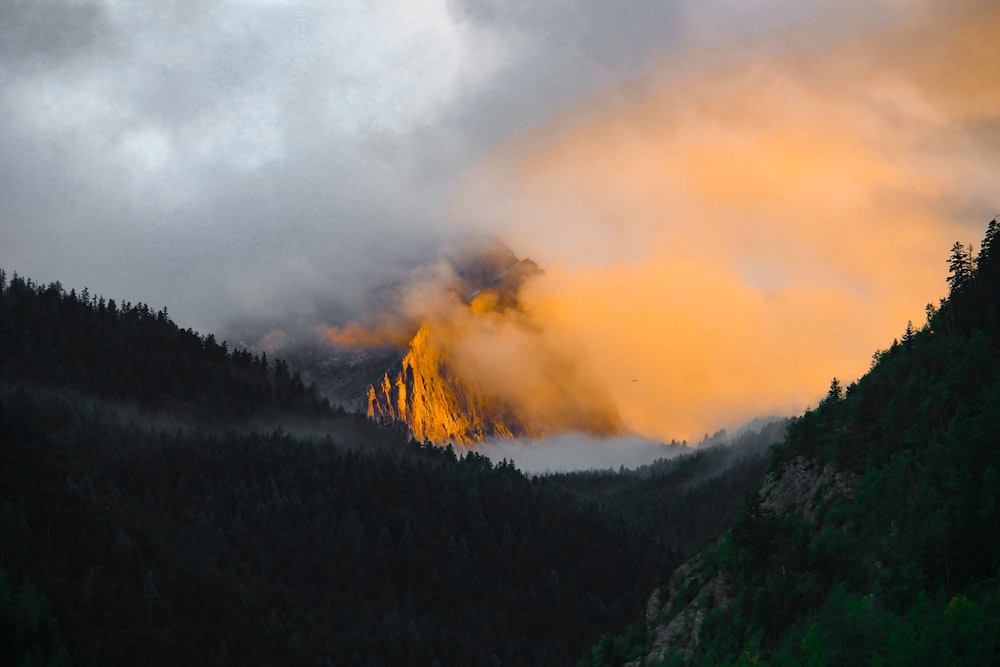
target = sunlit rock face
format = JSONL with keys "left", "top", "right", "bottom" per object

{"left": 363, "top": 239, "right": 624, "bottom": 446}
{"left": 367, "top": 324, "right": 528, "bottom": 444}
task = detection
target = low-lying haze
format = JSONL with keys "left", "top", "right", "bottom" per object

{"left": 480, "top": 433, "right": 685, "bottom": 475}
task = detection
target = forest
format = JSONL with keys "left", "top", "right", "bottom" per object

{"left": 0, "top": 269, "right": 776, "bottom": 665}
{"left": 588, "top": 219, "right": 1000, "bottom": 666}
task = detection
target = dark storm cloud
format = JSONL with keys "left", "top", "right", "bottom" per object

{"left": 0, "top": 1, "right": 108, "bottom": 64}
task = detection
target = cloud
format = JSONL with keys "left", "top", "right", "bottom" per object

{"left": 0, "top": 1, "right": 500, "bottom": 332}
{"left": 453, "top": 0, "right": 1000, "bottom": 440}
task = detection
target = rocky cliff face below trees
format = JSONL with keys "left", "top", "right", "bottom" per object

{"left": 757, "top": 456, "right": 859, "bottom": 523}
{"left": 632, "top": 456, "right": 860, "bottom": 663}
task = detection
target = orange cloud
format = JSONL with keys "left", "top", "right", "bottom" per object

{"left": 452, "top": 1, "right": 1000, "bottom": 440}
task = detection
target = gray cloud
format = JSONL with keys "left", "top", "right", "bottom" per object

{"left": 0, "top": 1, "right": 109, "bottom": 65}
{"left": 0, "top": 0, "right": 701, "bottom": 334}
{"left": 2, "top": 2, "right": 471, "bottom": 330}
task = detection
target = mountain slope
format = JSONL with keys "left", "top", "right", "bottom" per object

{"left": 597, "top": 218, "right": 1000, "bottom": 666}
{"left": 0, "top": 270, "right": 333, "bottom": 423}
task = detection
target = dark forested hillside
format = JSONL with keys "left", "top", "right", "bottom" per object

{"left": 542, "top": 422, "right": 785, "bottom": 565}
{"left": 0, "top": 388, "right": 661, "bottom": 666}
{"left": 0, "top": 269, "right": 769, "bottom": 665}
{"left": 0, "top": 271, "right": 329, "bottom": 421}
{"left": 602, "top": 218, "right": 1000, "bottom": 666}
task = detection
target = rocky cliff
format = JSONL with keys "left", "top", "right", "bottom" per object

{"left": 366, "top": 248, "right": 624, "bottom": 445}
{"left": 366, "top": 322, "right": 540, "bottom": 444}
{"left": 632, "top": 455, "right": 859, "bottom": 664}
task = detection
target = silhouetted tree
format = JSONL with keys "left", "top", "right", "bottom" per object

{"left": 947, "top": 241, "right": 975, "bottom": 294}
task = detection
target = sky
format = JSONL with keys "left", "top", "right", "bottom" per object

{"left": 3, "top": 0, "right": 999, "bottom": 442}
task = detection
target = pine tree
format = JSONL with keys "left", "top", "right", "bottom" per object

{"left": 946, "top": 241, "right": 975, "bottom": 294}
{"left": 825, "top": 377, "right": 843, "bottom": 402}
{"left": 981, "top": 218, "right": 999, "bottom": 264}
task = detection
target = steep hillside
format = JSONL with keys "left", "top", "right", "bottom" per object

{"left": 366, "top": 316, "right": 625, "bottom": 444}
{"left": 0, "top": 270, "right": 333, "bottom": 424}
{"left": 593, "top": 218, "right": 1000, "bottom": 666}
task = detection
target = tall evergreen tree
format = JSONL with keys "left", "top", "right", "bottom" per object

{"left": 947, "top": 241, "right": 975, "bottom": 294}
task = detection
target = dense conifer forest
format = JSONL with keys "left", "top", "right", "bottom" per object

{"left": 0, "top": 273, "right": 328, "bottom": 421}
{"left": 0, "top": 270, "right": 775, "bottom": 665}
{"left": 588, "top": 219, "right": 1000, "bottom": 666}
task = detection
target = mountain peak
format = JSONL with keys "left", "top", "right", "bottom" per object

{"left": 362, "top": 241, "right": 621, "bottom": 445}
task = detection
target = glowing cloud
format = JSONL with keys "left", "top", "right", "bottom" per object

{"left": 452, "top": 1, "right": 1000, "bottom": 441}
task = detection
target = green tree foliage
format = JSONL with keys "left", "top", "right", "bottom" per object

{"left": 712, "top": 221, "right": 1000, "bottom": 664}
{"left": 542, "top": 422, "right": 785, "bottom": 564}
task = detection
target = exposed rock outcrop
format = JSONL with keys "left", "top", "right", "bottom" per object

{"left": 758, "top": 455, "right": 859, "bottom": 523}
{"left": 631, "top": 455, "right": 860, "bottom": 664}
{"left": 632, "top": 554, "right": 736, "bottom": 664}
{"left": 366, "top": 324, "right": 533, "bottom": 445}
